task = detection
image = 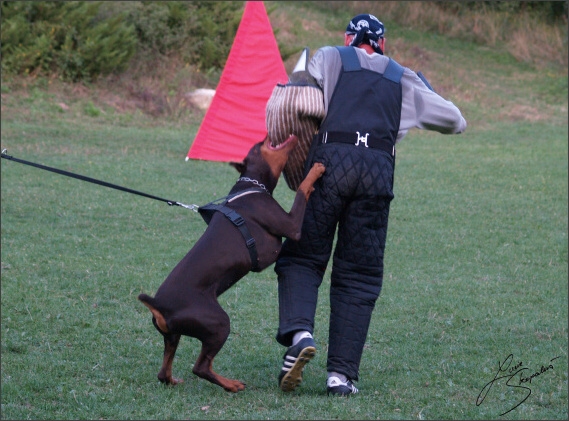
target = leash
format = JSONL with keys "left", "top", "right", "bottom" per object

{"left": 2, "top": 148, "right": 266, "bottom": 271}
{"left": 1, "top": 149, "right": 199, "bottom": 211}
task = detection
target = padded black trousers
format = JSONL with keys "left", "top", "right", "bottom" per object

{"left": 275, "top": 142, "right": 395, "bottom": 381}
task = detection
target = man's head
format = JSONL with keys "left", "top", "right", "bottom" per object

{"left": 344, "top": 14, "right": 385, "bottom": 55}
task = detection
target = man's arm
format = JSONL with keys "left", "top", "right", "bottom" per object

{"left": 399, "top": 68, "right": 467, "bottom": 140}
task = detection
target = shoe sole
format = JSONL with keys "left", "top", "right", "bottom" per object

{"left": 279, "top": 346, "right": 316, "bottom": 392}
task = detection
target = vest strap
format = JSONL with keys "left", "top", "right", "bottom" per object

{"left": 336, "top": 46, "right": 361, "bottom": 72}
{"left": 315, "top": 131, "right": 395, "bottom": 157}
{"left": 383, "top": 59, "right": 404, "bottom": 83}
{"left": 336, "top": 46, "right": 404, "bottom": 83}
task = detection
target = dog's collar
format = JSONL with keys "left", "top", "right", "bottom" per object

{"left": 236, "top": 177, "right": 270, "bottom": 195}
{"left": 227, "top": 189, "right": 266, "bottom": 203}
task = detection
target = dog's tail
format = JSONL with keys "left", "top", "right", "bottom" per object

{"left": 138, "top": 293, "right": 170, "bottom": 334}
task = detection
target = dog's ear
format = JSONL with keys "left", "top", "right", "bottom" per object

{"left": 229, "top": 161, "right": 245, "bottom": 173}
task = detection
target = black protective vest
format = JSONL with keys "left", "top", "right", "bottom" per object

{"left": 318, "top": 46, "right": 403, "bottom": 148}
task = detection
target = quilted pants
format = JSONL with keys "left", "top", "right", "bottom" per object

{"left": 275, "top": 142, "right": 395, "bottom": 381}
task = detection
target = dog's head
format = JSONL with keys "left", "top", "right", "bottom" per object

{"left": 230, "top": 135, "right": 298, "bottom": 194}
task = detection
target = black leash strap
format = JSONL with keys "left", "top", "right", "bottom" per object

{"left": 1, "top": 149, "right": 198, "bottom": 211}
{"left": 3, "top": 149, "right": 261, "bottom": 270}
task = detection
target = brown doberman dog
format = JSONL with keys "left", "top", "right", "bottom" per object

{"left": 138, "top": 134, "right": 325, "bottom": 392}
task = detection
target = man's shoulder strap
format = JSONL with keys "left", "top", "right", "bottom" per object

{"left": 336, "top": 45, "right": 404, "bottom": 83}
{"left": 384, "top": 58, "right": 404, "bottom": 83}
{"left": 335, "top": 46, "right": 360, "bottom": 72}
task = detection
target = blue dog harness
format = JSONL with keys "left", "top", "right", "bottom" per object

{"left": 198, "top": 188, "right": 266, "bottom": 272}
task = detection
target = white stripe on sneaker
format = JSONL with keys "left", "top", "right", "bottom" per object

{"left": 327, "top": 376, "right": 359, "bottom": 394}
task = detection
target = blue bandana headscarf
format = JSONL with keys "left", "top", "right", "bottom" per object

{"left": 346, "top": 14, "right": 385, "bottom": 55}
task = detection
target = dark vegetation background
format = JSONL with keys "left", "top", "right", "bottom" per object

{"left": 1, "top": 1, "right": 567, "bottom": 121}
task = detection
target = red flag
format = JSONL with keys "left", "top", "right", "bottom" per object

{"left": 187, "top": 1, "right": 287, "bottom": 162}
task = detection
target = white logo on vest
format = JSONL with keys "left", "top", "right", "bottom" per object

{"left": 355, "top": 132, "right": 370, "bottom": 147}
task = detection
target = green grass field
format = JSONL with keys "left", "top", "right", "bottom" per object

{"left": 1, "top": 3, "right": 567, "bottom": 420}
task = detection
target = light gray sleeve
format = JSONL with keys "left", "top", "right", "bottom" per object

{"left": 307, "top": 46, "right": 342, "bottom": 115}
{"left": 398, "top": 68, "right": 467, "bottom": 142}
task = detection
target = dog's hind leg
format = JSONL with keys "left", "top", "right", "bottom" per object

{"left": 189, "top": 306, "right": 247, "bottom": 392}
{"left": 157, "top": 331, "right": 183, "bottom": 385}
{"left": 138, "top": 294, "right": 184, "bottom": 385}
{"left": 193, "top": 342, "right": 247, "bottom": 393}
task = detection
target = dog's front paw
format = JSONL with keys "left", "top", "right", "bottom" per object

{"left": 309, "top": 162, "right": 326, "bottom": 178}
{"left": 298, "top": 163, "right": 325, "bottom": 201}
{"left": 303, "top": 162, "right": 325, "bottom": 186}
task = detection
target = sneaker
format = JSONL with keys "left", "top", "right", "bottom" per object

{"left": 278, "top": 337, "right": 316, "bottom": 392}
{"left": 326, "top": 376, "right": 359, "bottom": 396}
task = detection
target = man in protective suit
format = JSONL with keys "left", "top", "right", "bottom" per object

{"left": 269, "top": 13, "right": 467, "bottom": 396}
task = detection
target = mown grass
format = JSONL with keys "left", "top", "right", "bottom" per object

{"left": 2, "top": 106, "right": 566, "bottom": 420}
{"left": 1, "top": 3, "right": 568, "bottom": 421}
